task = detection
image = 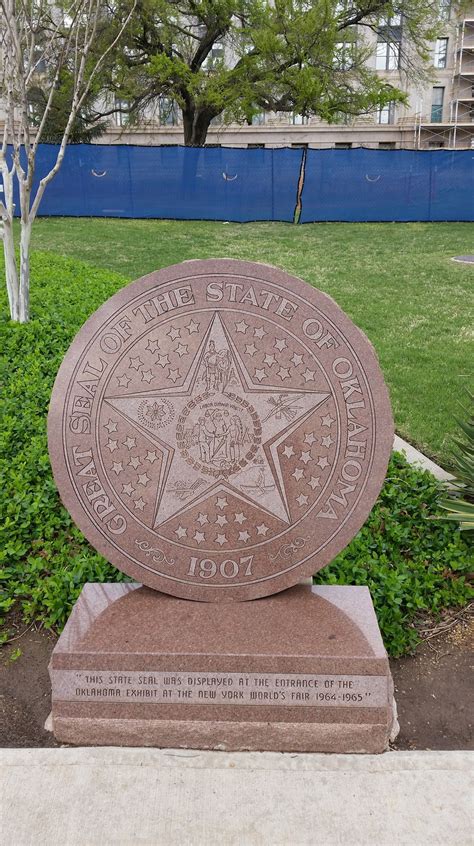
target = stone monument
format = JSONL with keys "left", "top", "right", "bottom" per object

{"left": 48, "top": 259, "right": 396, "bottom": 752}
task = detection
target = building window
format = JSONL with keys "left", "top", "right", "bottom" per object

{"left": 439, "top": 0, "right": 451, "bottom": 21}
{"left": 114, "top": 98, "right": 129, "bottom": 127}
{"left": 376, "top": 40, "right": 400, "bottom": 70}
{"left": 434, "top": 38, "right": 448, "bottom": 69}
{"left": 203, "top": 41, "right": 225, "bottom": 70}
{"left": 334, "top": 41, "right": 354, "bottom": 70}
{"left": 431, "top": 87, "right": 444, "bottom": 122}
{"left": 159, "top": 97, "right": 178, "bottom": 126}
{"left": 377, "top": 102, "right": 395, "bottom": 124}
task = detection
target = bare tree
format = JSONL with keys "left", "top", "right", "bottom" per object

{"left": 0, "top": 0, "right": 135, "bottom": 322}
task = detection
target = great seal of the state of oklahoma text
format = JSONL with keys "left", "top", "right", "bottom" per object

{"left": 48, "top": 259, "right": 393, "bottom": 601}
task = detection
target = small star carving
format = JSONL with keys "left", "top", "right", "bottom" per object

{"left": 304, "top": 432, "right": 317, "bottom": 446}
{"left": 167, "top": 326, "right": 181, "bottom": 341}
{"left": 111, "top": 462, "right": 123, "bottom": 475}
{"left": 145, "top": 450, "right": 158, "bottom": 463}
{"left": 254, "top": 326, "right": 266, "bottom": 339}
{"left": 300, "top": 451, "right": 312, "bottom": 465}
{"left": 105, "top": 439, "right": 118, "bottom": 452}
{"left": 308, "top": 476, "right": 321, "bottom": 490}
{"left": 141, "top": 369, "right": 155, "bottom": 383}
{"left": 104, "top": 419, "right": 118, "bottom": 433}
{"left": 175, "top": 343, "right": 189, "bottom": 357}
{"left": 235, "top": 320, "right": 249, "bottom": 334}
{"left": 175, "top": 525, "right": 187, "bottom": 538}
{"left": 292, "top": 467, "right": 304, "bottom": 481}
{"left": 215, "top": 533, "right": 228, "bottom": 546}
{"left": 168, "top": 368, "right": 180, "bottom": 383}
{"left": 264, "top": 353, "right": 276, "bottom": 367}
{"left": 134, "top": 498, "right": 146, "bottom": 511}
{"left": 234, "top": 512, "right": 246, "bottom": 524}
{"left": 256, "top": 523, "right": 269, "bottom": 536}
{"left": 282, "top": 444, "right": 295, "bottom": 458}
{"left": 239, "top": 530, "right": 251, "bottom": 543}
{"left": 321, "top": 414, "right": 335, "bottom": 428}
{"left": 128, "top": 455, "right": 141, "bottom": 469}
{"left": 116, "top": 373, "right": 131, "bottom": 388}
{"left": 245, "top": 343, "right": 258, "bottom": 357}
{"left": 296, "top": 493, "right": 309, "bottom": 507}
{"left": 215, "top": 514, "right": 228, "bottom": 527}
{"left": 302, "top": 369, "right": 315, "bottom": 382}
{"left": 274, "top": 338, "right": 287, "bottom": 352}
{"left": 194, "top": 531, "right": 205, "bottom": 544}
{"left": 277, "top": 367, "right": 290, "bottom": 381}
{"left": 122, "top": 482, "right": 135, "bottom": 497}
{"left": 185, "top": 319, "right": 200, "bottom": 334}
{"left": 317, "top": 455, "right": 330, "bottom": 469}
{"left": 156, "top": 354, "right": 170, "bottom": 368}
{"left": 197, "top": 512, "right": 209, "bottom": 525}
{"left": 122, "top": 436, "right": 136, "bottom": 451}
{"left": 137, "top": 473, "right": 151, "bottom": 487}
{"left": 291, "top": 353, "right": 303, "bottom": 366}
{"left": 321, "top": 435, "right": 334, "bottom": 448}
{"left": 129, "top": 356, "right": 144, "bottom": 371}
{"left": 216, "top": 497, "right": 228, "bottom": 509}
{"left": 146, "top": 339, "right": 160, "bottom": 354}
{"left": 254, "top": 368, "right": 267, "bottom": 382}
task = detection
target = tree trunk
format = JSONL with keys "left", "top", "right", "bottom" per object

{"left": 19, "top": 218, "right": 31, "bottom": 323}
{"left": 182, "top": 106, "right": 215, "bottom": 146}
{"left": 2, "top": 217, "right": 20, "bottom": 322}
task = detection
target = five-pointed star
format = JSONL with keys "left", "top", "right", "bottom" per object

{"left": 186, "top": 319, "right": 200, "bottom": 334}
{"left": 175, "top": 343, "right": 189, "bottom": 357}
{"left": 129, "top": 356, "right": 143, "bottom": 371}
{"left": 239, "top": 530, "right": 251, "bottom": 542}
{"left": 292, "top": 467, "right": 304, "bottom": 481}
{"left": 234, "top": 512, "right": 246, "bottom": 524}
{"left": 104, "top": 313, "right": 330, "bottom": 529}
{"left": 321, "top": 414, "right": 335, "bottom": 428}
{"left": 167, "top": 326, "right": 181, "bottom": 341}
{"left": 304, "top": 432, "right": 317, "bottom": 446}
{"left": 254, "top": 326, "right": 266, "bottom": 339}
{"left": 264, "top": 354, "right": 276, "bottom": 367}
{"left": 194, "top": 531, "right": 205, "bottom": 543}
{"left": 122, "top": 482, "right": 135, "bottom": 497}
{"left": 104, "top": 419, "right": 118, "bottom": 433}
{"left": 145, "top": 450, "right": 158, "bottom": 463}
{"left": 116, "top": 373, "right": 131, "bottom": 388}
{"left": 308, "top": 476, "right": 321, "bottom": 490}
{"left": 321, "top": 435, "right": 334, "bottom": 448}
{"left": 129, "top": 455, "right": 141, "bottom": 469}
{"left": 291, "top": 353, "right": 303, "bottom": 366}
{"left": 296, "top": 494, "right": 309, "bottom": 507}
{"left": 235, "top": 320, "right": 249, "bottom": 333}
{"left": 274, "top": 338, "right": 287, "bottom": 352}
{"left": 146, "top": 339, "right": 160, "bottom": 354}
{"left": 134, "top": 498, "right": 146, "bottom": 511}
{"left": 111, "top": 462, "right": 123, "bottom": 475}
{"left": 141, "top": 369, "right": 155, "bottom": 383}
{"left": 157, "top": 355, "right": 170, "bottom": 368}
{"left": 245, "top": 343, "right": 258, "bottom": 357}
{"left": 317, "top": 456, "right": 330, "bottom": 469}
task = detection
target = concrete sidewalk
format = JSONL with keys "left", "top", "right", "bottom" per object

{"left": 1, "top": 748, "right": 472, "bottom": 846}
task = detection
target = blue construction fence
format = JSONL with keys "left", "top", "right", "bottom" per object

{"left": 7, "top": 144, "right": 474, "bottom": 222}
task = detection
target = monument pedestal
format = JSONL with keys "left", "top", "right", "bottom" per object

{"left": 49, "top": 583, "right": 397, "bottom": 753}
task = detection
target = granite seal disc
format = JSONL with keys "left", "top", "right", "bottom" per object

{"left": 48, "top": 259, "right": 393, "bottom": 601}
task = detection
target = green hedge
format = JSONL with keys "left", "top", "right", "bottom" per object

{"left": 0, "top": 252, "right": 472, "bottom": 656}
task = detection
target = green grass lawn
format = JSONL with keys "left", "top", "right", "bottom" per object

{"left": 21, "top": 217, "right": 473, "bottom": 465}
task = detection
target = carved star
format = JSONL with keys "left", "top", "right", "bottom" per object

{"left": 156, "top": 355, "right": 170, "bottom": 368}
{"left": 317, "top": 455, "right": 330, "bottom": 469}
{"left": 116, "top": 373, "right": 131, "bottom": 388}
{"left": 175, "top": 343, "right": 189, "bottom": 357}
{"left": 274, "top": 338, "right": 287, "bottom": 352}
{"left": 234, "top": 512, "right": 246, "bottom": 524}
{"left": 185, "top": 319, "right": 200, "bottom": 334}
{"left": 129, "top": 356, "right": 144, "bottom": 371}
{"left": 292, "top": 467, "right": 304, "bottom": 481}
{"left": 291, "top": 353, "right": 303, "bottom": 366}
{"left": 167, "top": 326, "right": 181, "bottom": 341}
{"left": 168, "top": 368, "right": 180, "bottom": 383}
{"left": 308, "top": 476, "right": 321, "bottom": 490}
{"left": 321, "top": 414, "right": 335, "bottom": 428}
{"left": 137, "top": 473, "right": 151, "bottom": 487}
{"left": 264, "top": 354, "right": 276, "bottom": 367}
{"left": 215, "top": 514, "right": 227, "bottom": 526}
{"left": 105, "top": 439, "right": 118, "bottom": 452}
{"left": 146, "top": 339, "right": 160, "bottom": 354}
{"left": 175, "top": 525, "right": 187, "bottom": 538}
{"left": 296, "top": 493, "right": 309, "bottom": 507}
{"left": 321, "top": 435, "right": 334, "bottom": 448}
{"left": 300, "top": 451, "right": 312, "bottom": 465}
{"left": 104, "top": 419, "right": 118, "bottom": 433}
{"left": 239, "top": 530, "right": 251, "bottom": 543}
{"left": 254, "top": 368, "right": 267, "bottom": 382}
{"left": 277, "top": 367, "right": 290, "bottom": 381}
{"left": 128, "top": 455, "right": 141, "bottom": 469}
{"left": 254, "top": 326, "right": 266, "bottom": 339}
{"left": 134, "top": 498, "right": 146, "bottom": 511}
{"left": 256, "top": 523, "right": 269, "bottom": 536}
{"left": 216, "top": 497, "right": 228, "bottom": 509}
{"left": 122, "top": 482, "right": 135, "bottom": 497}
{"left": 194, "top": 531, "right": 205, "bottom": 544}
{"left": 122, "top": 436, "right": 136, "bottom": 451}
{"left": 304, "top": 432, "right": 317, "bottom": 446}
{"left": 111, "top": 462, "right": 123, "bottom": 475}
{"left": 141, "top": 369, "right": 155, "bottom": 383}
{"left": 302, "top": 369, "right": 315, "bottom": 382}
{"left": 245, "top": 343, "right": 258, "bottom": 357}
{"left": 235, "top": 320, "right": 248, "bottom": 333}
{"left": 197, "top": 512, "right": 209, "bottom": 525}
{"left": 283, "top": 445, "right": 295, "bottom": 458}
{"left": 145, "top": 450, "right": 158, "bottom": 463}
{"left": 215, "top": 533, "right": 227, "bottom": 546}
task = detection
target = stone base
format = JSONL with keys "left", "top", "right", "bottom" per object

{"left": 49, "top": 583, "right": 398, "bottom": 753}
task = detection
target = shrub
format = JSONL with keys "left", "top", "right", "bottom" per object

{"left": 1, "top": 252, "right": 472, "bottom": 656}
